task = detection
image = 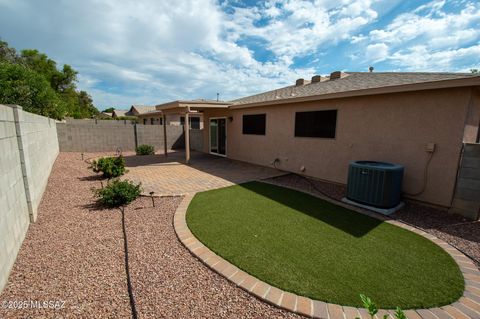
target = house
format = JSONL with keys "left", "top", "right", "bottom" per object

{"left": 156, "top": 71, "right": 480, "bottom": 216}
{"left": 128, "top": 105, "right": 156, "bottom": 116}
{"left": 96, "top": 112, "right": 113, "bottom": 119}
{"left": 136, "top": 100, "right": 212, "bottom": 129}
{"left": 111, "top": 105, "right": 155, "bottom": 119}
{"left": 112, "top": 109, "right": 129, "bottom": 118}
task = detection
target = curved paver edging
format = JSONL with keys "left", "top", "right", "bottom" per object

{"left": 174, "top": 187, "right": 480, "bottom": 319}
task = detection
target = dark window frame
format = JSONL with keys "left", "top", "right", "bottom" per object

{"left": 242, "top": 113, "right": 266, "bottom": 135}
{"left": 294, "top": 109, "right": 337, "bottom": 138}
{"left": 180, "top": 116, "right": 200, "bottom": 129}
{"left": 190, "top": 117, "right": 200, "bottom": 129}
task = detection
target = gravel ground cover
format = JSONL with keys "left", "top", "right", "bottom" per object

{"left": 267, "top": 174, "right": 480, "bottom": 269}
{"left": 0, "top": 152, "right": 302, "bottom": 319}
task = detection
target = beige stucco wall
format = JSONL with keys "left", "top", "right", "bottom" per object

{"left": 202, "top": 87, "right": 477, "bottom": 207}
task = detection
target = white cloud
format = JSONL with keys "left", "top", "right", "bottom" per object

{"left": 1, "top": 0, "right": 478, "bottom": 109}
{"left": 0, "top": 0, "right": 382, "bottom": 108}
{"left": 366, "top": 43, "right": 389, "bottom": 63}
{"left": 389, "top": 44, "right": 480, "bottom": 71}
{"left": 359, "top": 0, "right": 480, "bottom": 70}
{"left": 225, "top": 0, "right": 378, "bottom": 60}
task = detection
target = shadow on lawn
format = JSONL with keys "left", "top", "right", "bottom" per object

{"left": 238, "top": 181, "right": 383, "bottom": 238}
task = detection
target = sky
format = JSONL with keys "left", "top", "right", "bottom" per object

{"left": 0, "top": 0, "right": 479, "bottom": 110}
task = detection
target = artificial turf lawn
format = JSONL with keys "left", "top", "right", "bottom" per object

{"left": 186, "top": 182, "right": 464, "bottom": 309}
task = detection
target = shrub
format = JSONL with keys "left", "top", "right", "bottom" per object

{"left": 94, "top": 179, "right": 142, "bottom": 207}
{"left": 91, "top": 156, "right": 125, "bottom": 178}
{"left": 135, "top": 144, "right": 155, "bottom": 155}
{"left": 356, "top": 294, "right": 406, "bottom": 319}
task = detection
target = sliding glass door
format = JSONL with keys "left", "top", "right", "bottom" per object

{"left": 209, "top": 118, "right": 226, "bottom": 156}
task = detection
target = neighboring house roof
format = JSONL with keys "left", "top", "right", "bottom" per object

{"left": 137, "top": 110, "right": 163, "bottom": 117}
{"left": 129, "top": 105, "right": 156, "bottom": 115}
{"left": 112, "top": 109, "right": 128, "bottom": 117}
{"left": 96, "top": 112, "right": 113, "bottom": 119}
{"left": 230, "top": 72, "right": 480, "bottom": 108}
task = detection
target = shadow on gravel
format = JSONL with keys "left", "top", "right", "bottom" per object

{"left": 78, "top": 201, "right": 109, "bottom": 212}
{"left": 78, "top": 174, "right": 104, "bottom": 181}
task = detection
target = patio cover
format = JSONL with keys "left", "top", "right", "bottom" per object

{"left": 155, "top": 100, "right": 231, "bottom": 163}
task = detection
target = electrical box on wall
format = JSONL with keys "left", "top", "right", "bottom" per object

{"left": 425, "top": 143, "right": 436, "bottom": 153}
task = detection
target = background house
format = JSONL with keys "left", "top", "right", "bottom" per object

{"left": 96, "top": 112, "right": 113, "bottom": 119}
{"left": 128, "top": 105, "right": 156, "bottom": 116}
{"left": 112, "top": 105, "right": 155, "bottom": 120}
{"left": 137, "top": 101, "right": 211, "bottom": 129}
{"left": 112, "top": 109, "right": 129, "bottom": 118}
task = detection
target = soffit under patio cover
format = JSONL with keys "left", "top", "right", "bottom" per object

{"left": 155, "top": 100, "right": 232, "bottom": 114}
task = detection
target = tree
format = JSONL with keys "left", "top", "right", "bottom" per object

{"left": 471, "top": 69, "right": 479, "bottom": 74}
{"left": 53, "top": 64, "right": 78, "bottom": 92}
{"left": 0, "top": 39, "right": 98, "bottom": 119}
{"left": 102, "top": 107, "right": 115, "bottom": 113}
{"left": 0, "top": 62, "right": 65, "bottom": 119}
{"left": 0, "top": 40, "right": 19, "bottom": 64}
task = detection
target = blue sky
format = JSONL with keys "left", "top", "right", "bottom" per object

{"left": 0, "top": 0, "right": 479, "bottom": 109}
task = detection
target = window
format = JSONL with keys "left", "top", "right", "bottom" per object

{"left": 151, "top": 118, "right": 155, "bottom": 125}
{"left": 242, "top": 114, "right": 266, "bottom": 135}
{"left": 294, "top": 110, "right": 337, "bottom": 138}
{"left": 180, "top": 116, "right": 200, "bottom": 129}
{"left": 143, "top": 119, "right": 147, "bottom": 125}
{"left": 159, "top": 117, "right": 163, "bottom": 125}
{"left": 190, "top": 117, "right": 200, "bottom": 129}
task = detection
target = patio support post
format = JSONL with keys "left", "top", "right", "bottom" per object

{"left": 185, "top": 106, "right": 190, "bottom": 164}
{"left": 163, "top": 113, "right": 167, "bottom": 157}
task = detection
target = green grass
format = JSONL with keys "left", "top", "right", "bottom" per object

{"left": 186, "top": 182, "right": 464, "bottom": 309}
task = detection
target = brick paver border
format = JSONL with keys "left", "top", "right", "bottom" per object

{"left": 173, "top": 185, "right": 480, "bottom": 319}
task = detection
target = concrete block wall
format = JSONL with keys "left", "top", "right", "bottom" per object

{"left": 57, "top": 119, "right": 136, "bottom": 152}
{"left": 0, "top": 104, "right": 59, "bottom": 293}
{"left": 136, "top": 124, "right": 184, "bottom": 151}
{"left": 57, "top": 119, "right": 185, "bottom": 152}
{"left": 450, "top": 143, "right": 480, "bottom": 220}
{"left": 17, "top": 107, "right": 59, "bottom": 221}
{"left": 189, "top": 129, "right": 204, "bottom": 152}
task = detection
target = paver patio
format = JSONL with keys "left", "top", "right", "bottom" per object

{"left": 123, "top": 151, "right": 285, "bottom": 196}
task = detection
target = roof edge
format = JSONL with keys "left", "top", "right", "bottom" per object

{"left": 229, "top": 76, "right": 480, "bottom": 109}
{"left": 155, "top": 99, "right": 232, "bottom": 111}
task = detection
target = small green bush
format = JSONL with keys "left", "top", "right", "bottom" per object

{"left": 94, "top": 179, "right": 142, "bottom": 207}
{"left": 136, "top": 144, "right": 155, "bottom": 155}
{"left": 91, "top": 156, "right": 125, "bottom": 178}
{"left": 356, "top": 294, "right": 406, "bottom": 319}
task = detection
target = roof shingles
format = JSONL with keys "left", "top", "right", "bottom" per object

{"left": 230, "top": 72, "right": 478, "bottom": 105}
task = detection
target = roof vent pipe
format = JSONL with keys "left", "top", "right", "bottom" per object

{"left": 311, "top": 75, "right": 322, "bottom": 83}
{"left": 330, "top": 71, "right": 347, "bottom": 80}
{"left": 295, "top": 78, "right": 307, "bottom": 86}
